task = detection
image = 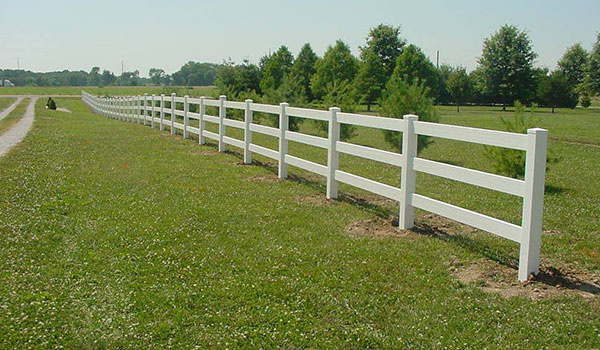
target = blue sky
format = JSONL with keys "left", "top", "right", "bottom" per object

{"left": 1, "top": 0, "right": 598, "bottom": 77}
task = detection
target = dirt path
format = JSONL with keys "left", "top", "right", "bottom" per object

{"left": 0, "top": 98, "right": 38, "bottom": 157}
{"left": 0, "top": 97, "right": 24, "bottom": 121}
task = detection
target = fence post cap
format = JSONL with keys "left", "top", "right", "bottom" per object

{"left": 160, "top": 93, "right": 165, "bottom": 96}
{"left": 219, "top": 95, "right": 226, "bottom": 100}
{"left": 184, "top": 95, "right": 189, "bottom": 98}
{"left": 403, "top": 114, "right": 419, "bottom": 121}
{"left": 527, "top": 128, "right": 547, "bottom": 135}
{"left": 171, "top": 93, "right": 176, "bottom": 96}
{"left": 245, "top": 99, "right": 253, "bottom": 103}
{"left": 280, "top": 102, "right": 289, "bottom": 107}
{"left": 329, "top": 106, "right": 341, "bottom": 112}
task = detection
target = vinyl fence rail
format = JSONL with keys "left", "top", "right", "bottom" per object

{"left": 81, "top": 91, "right": 548, "bottom": 282}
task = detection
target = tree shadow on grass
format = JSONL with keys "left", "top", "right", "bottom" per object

{"left": 545, "top": 184, "right": 566, "bottom": 195}
{"left": 411, "top": 219, "right": 519, "bottom": 269}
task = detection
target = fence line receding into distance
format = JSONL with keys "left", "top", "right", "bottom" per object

{"left": 81, "top": 91, "right": 548, "bottom": 282}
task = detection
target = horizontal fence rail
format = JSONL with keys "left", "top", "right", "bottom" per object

{"left": 81, "top": 91, "right": 548, "bottom": 282}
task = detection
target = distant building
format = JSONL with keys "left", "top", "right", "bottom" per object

{"left": 2, "top": 79, "right": 15, "bottom": 87}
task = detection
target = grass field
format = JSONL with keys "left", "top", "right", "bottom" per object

{"left": 0, "top": 94, "right": 598, "bottom": 347}
{"left": 0, "top": 98, "right": 29, "bottom": 136}
{"left": 0, "top": 97, "right": 16, "bottom": 111}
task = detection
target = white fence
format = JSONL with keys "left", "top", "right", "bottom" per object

{"left": 81, "top": 91, "right": 548, "bottom": 281}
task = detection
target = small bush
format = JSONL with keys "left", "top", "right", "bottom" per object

{"left": 580, "top": 94, "right": 591, "bottom": 108}
{"left": 484, "top": 102, "right": 534, "bottom": 178}
{"left": 379, "top": 78, "right": 439, "bottom": 153}
{"left": 313, "top": 81, "right": 358, "bottom": 141}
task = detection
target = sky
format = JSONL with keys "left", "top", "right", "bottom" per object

{"left": 1, "top": 0, "right": 598, "bottom": 77}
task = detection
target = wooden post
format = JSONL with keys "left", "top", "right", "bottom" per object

{"left": 170, "top": 93, "right": 176, "bottom": 135}
{"left": 244, "top": 99, "right": 253, "bottom": 164}
{"left": 199, "top": 97, "right": 206, "bottom": 145}
{"left": 399, "top": 114, "right": 418, "bottom": 229}
{"left": 278, "top": 102, "right": 289, "bottom": 179}
{"left": 218, "top": 95, "right": 226, "bottom": 152}
{"left": 160, "top": 94, "right": 165, "bottom": 130}
{"left": 183, "top": 95, "right": 189, "bottom": 139}
{"left": 326, "top": 107, "right": 340, "bottom": 199}
{"left": 519, "top": 128, "right": 548, "bottom": 281}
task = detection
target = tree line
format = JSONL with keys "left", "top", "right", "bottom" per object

{"left": 2, "top": 24, "right": 599, "bottom": 115}
{"left": 0, "top": 62, "right": 220, "bottom": 88}
{"left": 215, "top": 24, "right": 600, "bottom": 113}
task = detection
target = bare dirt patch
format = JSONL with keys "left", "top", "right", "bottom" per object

{"left": 246, "top": 174, "right": 280, "bottom": 183}
{"left": 342, "top": 193, "right": 397, "bottom": 208}
{"left": 451, "top": 259, "right": 600, "bottom": 300}
{"left": 189, "top": 149, "right": 219, "bottom": 156}
{"left": 345, "top": 218, "right": 417, "bottom": 239}
{"left": 295, "top": 194, "right": 332, "bottom": 207}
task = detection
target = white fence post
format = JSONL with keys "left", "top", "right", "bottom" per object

{"left": 130, "top": 96, "right": 134, "bottom": 122}
{"left": 326, "top": 107, "right": 341, "bottom": 199}
{"left": 143, "top": 93, "right": 148, "bottom": 126}
{"left": 278, "top": 102, "right": 289, "bottom": 179}
{"left": 519, "top": 128, "right": 548, "bottom": 281}
{"left": 170, "top": 93, "right": 176, "bottom": 135}
{"left": 218, "top": 95, "right": 226, "bottom": 152}
{"left": 151, "top": 94, "right": 156, "bottom": 128}
{"left": 199, "top": 97, "right": 206, "bottom": 145}
{"left": 136, "top": 95, "right": 141, "bottom": 124}
{"left": 183, "top": 95, "right": 189, "bottom": 139}
{"left": 244, "top": 99, "right": 253, "bottom": 164}
{"left": 399, "top": 114, "right": 418, "bottom": 229}
{"left": 160, "top": 94, "right": 165, "bottom": 131}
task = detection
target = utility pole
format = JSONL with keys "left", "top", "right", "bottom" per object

{"left": 436, "top": 51, "right": 439, "bottom": 69}
{"left": 121, "top": 60, "right": 124, "bottom": 75}
{"left": 17, "top": 58, "right": 20, "bottom": 70}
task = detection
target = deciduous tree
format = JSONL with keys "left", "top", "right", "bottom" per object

{"left": 557, "top": 43, "right": 588, "bottom": 88}
{"left": 537, "top": 71, "right": 578, "bottom": 112}
{"left": 477, "top": 25, "right": 537, "bottom": 109}
{"left": 446, "top": 66, "right": 473, "bottom": 112}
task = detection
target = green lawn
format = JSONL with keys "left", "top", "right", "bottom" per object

{"left": 0, "top": 98, "right": 29, "bottom": 136}
{"left": 0, "top": 97, "right": 598, "bottom": 348}
{"left": 0, "top": 97, "right": 16, "bottom": 111}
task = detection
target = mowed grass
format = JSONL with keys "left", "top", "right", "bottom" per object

{"left": 182, "top": 101, "right": 600, "bottom": 271}
{"left": 0, "top": 98, "right": 598, "bottom": 348}
{"left": 0, "top": 98, "right": 29, "bottom": 136}
{"left": 0, "top": 97, "right": 16, "bottom": 111}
